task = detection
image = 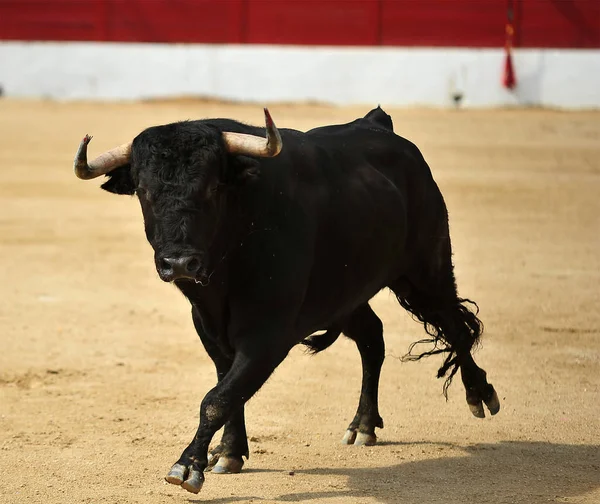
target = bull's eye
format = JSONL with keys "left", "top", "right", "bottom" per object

{"left": 206, "top": 184, "right": 219, "bottom": 198}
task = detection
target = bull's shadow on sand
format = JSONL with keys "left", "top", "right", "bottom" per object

{"left": 191, "top": 441, "right": 600, "bottom": 504}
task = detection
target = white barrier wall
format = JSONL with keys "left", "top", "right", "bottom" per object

{"left": 1, "top": 42, "right": 599, "bottom": 108}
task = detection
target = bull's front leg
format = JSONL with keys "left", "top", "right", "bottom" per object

{"left": 165, "top": 410, "right": 247, "bottom": 492}
{"left": 188, "top": 307, "right": 249, "bottom": 474}
{"left": 164, "top": 336, "right": 290, "bottom": 494}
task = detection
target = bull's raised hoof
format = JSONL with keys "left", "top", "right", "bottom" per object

{"left": 466, "top": 383, "right": 500, "bottom": 418}
{"left": 468, "top": 401, "right": 486, "bottom": 418}
{"left": 341, "top": 429, "right": 377, "bottom": 446}
{"left": 165, "top": 462, "right": 204, "bottom": 494}
{"left": 485, "top": 389, "right": 501, "bottom": 415}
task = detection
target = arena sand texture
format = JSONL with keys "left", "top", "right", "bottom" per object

{"left": 0, "top": 100, "right": 599, "bottom": 504}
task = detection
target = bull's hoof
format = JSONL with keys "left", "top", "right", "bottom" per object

{"left": 165, "top": 463, "right": 205, "bottom": 494}
{"left": 206, "top": 447, "right": 221, "bottom": 470}
{"left": 466, "top": 384, "right": 500, "bottom": 418}
{"left": 181, "top": 467, "right": 204, "bottom": 494}
{"left": 341, "top": 429, "right": 377, "bottom": 446}
{"left": 354, "top": 432, "right": 377, "bottom": 446}
{"left": 341, "top": 429, "right": 357, "bottom": 445}
{"left": 165, "top": 463, "right": 187, "bottom": 485}
{"left": 468, "top": 402, "right": 486, "bottom": 418}
{"left": 211, "top": 456, "right": 244, "bottom": 474}
{"left": 484, "top": 389, "right": 501, "bottom": 415}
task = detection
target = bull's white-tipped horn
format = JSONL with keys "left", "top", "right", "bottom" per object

{"left": 222, "top": 108, "right": 282, "bottom": 158}
{"left": 74, "top": 134, "right": 132, "bottom": 180}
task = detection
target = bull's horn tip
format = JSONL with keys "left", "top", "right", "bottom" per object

{"left": 263, "top": 108, "right": 274, "bottom": 126}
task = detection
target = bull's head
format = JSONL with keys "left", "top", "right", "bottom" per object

{"left": 73, "top": 108, "right": 282, "bottom": 285}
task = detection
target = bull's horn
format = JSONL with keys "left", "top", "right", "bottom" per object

{"left": 74, "top": 134, "right": 132, "bottom": 180}
{"left": 222, "top": 108, "right": 282, "bottom": 158}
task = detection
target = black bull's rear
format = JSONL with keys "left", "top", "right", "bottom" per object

{"left": 73, "top": 106, "right": 499, "bottom": 494}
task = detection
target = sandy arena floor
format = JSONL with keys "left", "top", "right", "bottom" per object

{"left": 0, "top": 99, "right": 599, "bottom": 504}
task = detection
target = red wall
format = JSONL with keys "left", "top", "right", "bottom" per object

{"left": 0, "top": 0, "right": 598, "bottom": 48}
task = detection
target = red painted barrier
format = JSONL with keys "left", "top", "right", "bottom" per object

{"left": 244, "top": 0, "right": 380, "bottom": 46}
{"left": 0, "top": 0, "right": 598, "bottom": 48}
{"left": 109, "top": 0, "right": 245, "bottom": 43}
{"left": 0, "top": 0, "right": 107, "bottom": 41}
{"left": 381, "top": 1, "right": 507, "bottom": 48}
{"left": 517, "top": 0, "right": 599, "bottom": 48}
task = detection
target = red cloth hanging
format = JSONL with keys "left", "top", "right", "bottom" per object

{"left": 503, "top": 1, "right": 517, "bottom": 90}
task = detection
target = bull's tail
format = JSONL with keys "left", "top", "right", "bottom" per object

{"left": 390, "top": 222, "right": 484, "bottom": 397}
{"left": 397, "top": 290, "right": 483, "bottom": 397}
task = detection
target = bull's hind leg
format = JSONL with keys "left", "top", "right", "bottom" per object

{"left": 341, "top": 303, "right": 385, "bottom": 446}
{"left": 392, "top": 262, "right": 500, "bottom": 417}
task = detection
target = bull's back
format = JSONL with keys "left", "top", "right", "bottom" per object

{"left": 242, "top": 114, "right": 445, "bottom": 334}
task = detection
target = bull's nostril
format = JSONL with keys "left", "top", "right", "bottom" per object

{"left": 158, "top": 255, "right": 202, "bottom": 280}
{"left": 186, "top": 257, "right": 200, "bottom": 273}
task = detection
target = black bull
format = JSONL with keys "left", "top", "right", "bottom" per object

{"left": 73, "top": 106, "right": 499, "bottom": 494}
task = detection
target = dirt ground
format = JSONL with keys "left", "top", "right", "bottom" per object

{"left": 0, "top": 99, "right": 598, "bottom": 504}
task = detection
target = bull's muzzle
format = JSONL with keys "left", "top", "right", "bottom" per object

{"left": 157, "top": 254, "right": 206, "bottom": 283}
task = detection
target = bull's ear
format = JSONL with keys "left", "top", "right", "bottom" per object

{"left": 228, "top": 155, "right": 261, "bottom": 184}
{"left": 100, "top": 164, "right": 135, "bottom": 195}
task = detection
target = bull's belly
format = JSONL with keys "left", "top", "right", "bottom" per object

{"left": 294, "top": 246, "right": 406, "bottom": 337}
{"left": 297, "top": 286, "right": 386, "bottom": 337}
